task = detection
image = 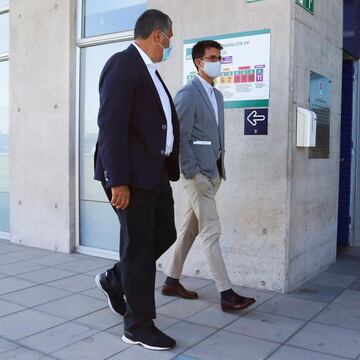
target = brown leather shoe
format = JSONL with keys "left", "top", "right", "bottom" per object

{"left": 161, "top": 282, "right": 198, "bottom": 299}
{"left": 221, "top": 293, "right": 256, "bottom": 312}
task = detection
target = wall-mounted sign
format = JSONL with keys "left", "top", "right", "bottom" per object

{"left": 183, "top": 29, "right": 271, "bottom": 109}
{"left": 244, "top": 108, "right": 268, "bottom": 135}
{"left": 308, "top": 72, "right": 331, "bottom": 159}
{"left": 296, "top": 0, "right": 314, "bottom": 14}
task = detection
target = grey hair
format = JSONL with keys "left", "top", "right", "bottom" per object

{"left": 134, "top": 9, "right": 172, "bottom": 39}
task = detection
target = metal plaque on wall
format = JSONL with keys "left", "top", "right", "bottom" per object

{"left": 308, "top": 72, "right": 331, "bottom": 159}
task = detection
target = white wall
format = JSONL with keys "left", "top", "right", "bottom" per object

{"left": 9, "top": 0, "right": 77, "bottom": 252}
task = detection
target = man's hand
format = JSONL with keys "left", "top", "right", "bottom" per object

{"left": 111, "top": 186, "right": 130, "bottom": 210}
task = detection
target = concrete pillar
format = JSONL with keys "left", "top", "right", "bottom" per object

{"left": 287, "top": 0, "right": 343, "bottom": 291}
{"left": 9, "top": 0, "right": 76, "bottom": 252}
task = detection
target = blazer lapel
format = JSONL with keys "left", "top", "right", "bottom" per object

{"left": 214, "top": 89, "right": 225, "bottom": 150}
{"left": 128, "top": 44, "right": 166, "bottom": 118}
{"left": 156, "top": 71, "right": 178, "bottom": 126}
{"left": 193, "top": 77, "right": 217, "bottom": 124}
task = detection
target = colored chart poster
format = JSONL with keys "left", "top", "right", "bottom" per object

{"left": 183, "top": 29, "right": 270, "bottom": 108}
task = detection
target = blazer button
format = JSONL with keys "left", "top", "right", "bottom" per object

{"left": 162, "top": 124, "right": 167, "bottom": 130}
{"left": 160, "top": 149, "right": 165, "bottom": 155}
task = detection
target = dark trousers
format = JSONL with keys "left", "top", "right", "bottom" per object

{"left": 102, "top": 170, "right": 177, "bottom": 331}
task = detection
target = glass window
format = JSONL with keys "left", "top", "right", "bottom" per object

{"left": 0, "top": 60, "right": 9, "bottom": 233}
{"left": 79, "top": 41, "right": 131, "bottom": 251}
{"left": 0, "top": 12, "right": 9, "bottom": 54}
{"left": 0, "top": 1, "right": 9, "bottom": 8}
{"left": 83, "top": 0, "right": 146, "bottom": 38}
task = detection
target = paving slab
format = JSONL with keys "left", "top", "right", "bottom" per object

{"left": 155, "top": 289, "right": 178, "bottom": 307}
{"left": 51, "top": 331, "right": 129, "bottom": 360}
{"left": 0, "top": 337, "right": 19, "bottom": 353}
{"left": 28, "top": 253, "right": 85, "bottom": 267}
{"left": 34, "top": 293, "right": 106, "bottom": 321}
{"left": 288, "top": 283, "right": 344, "bottom": 303}
{"left": 19, "top": 322, "right": 97, "bottom": 354}
{"left": 0, "top": 298, "right": 26, "bottom": 317}
{"left": 17, "top": 268, "right": 76, "bottom": 284}
{"left": 224, "top": 311, "right": 305, "bottom": 343}
{"left": 313, "top": 289, "right": 360, "bottom": 330}
{"left": 47, "top": 274, "right": 96, "bottom": 293}
{"left": 0, "top": 309, "right": 65, "bottom": 341}
{"left": 55, "top": 259, "right": 117, "bottom": 274}
{"left": 185, "top": 330, "right": 279, "bottom": 360}
{"left": 287, "top": 322, "right": 360, "bottom": 359}
{"left": 0, "top": 276, "right": 36, "bottom": 295}
{"left": 80, "top": 287, "right": 104, "bottom": 300}
{"left": 1, "top": 285, "right": 71, "bottom": 307}
{"left": 0, "top": 261, "right": 45, "bottom": 276}
{"left": 0, "top": 346, "right": 56, "bottom": 359}
{"left": 157, "top": 298, "right": 212, "bottom": 320}
{"left": 74, "top": 308, "right": 123, "bottom": 331}
{"left": 267, "top": 345, "right": 350, "bottom": 360}
{"left": 256, "top": 294, "right": 327, "bottom": 321}
{"left": 309, "top": 271, "right": 358, "bottom": 288}
{"left": 164, "top": 321, "right": 217, "bottom": 354}
{"left": 327, "top": 256, "right": 360, "bottom": 276}
{"left": 349, "top": 278, "right": 360, "bottom": 291}
{"left": 107, "top": 346, "right": 178, "bottom": 359}
{"left": 187, "top": 303, "right": 240, "bottom": 329}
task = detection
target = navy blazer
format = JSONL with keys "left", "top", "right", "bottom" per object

{"left": 94, "top": 44, "right": 180, "bottom": 189}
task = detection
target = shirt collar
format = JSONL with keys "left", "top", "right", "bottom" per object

{"left": 196, "top": 74, "right": 214, "bottom": 92}
{"left": 133, "top": 42, "right": 159, "bottom": 71}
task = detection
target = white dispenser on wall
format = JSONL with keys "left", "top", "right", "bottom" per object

{"left": 296, "top": 107, "right": 317, "bottom": 147}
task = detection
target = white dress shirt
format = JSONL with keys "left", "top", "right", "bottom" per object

{"left": 197, "top": 74, "right": 218, "bottom": 126}
{"left": 133, "top": 42, "right": 174, "bottom": 155}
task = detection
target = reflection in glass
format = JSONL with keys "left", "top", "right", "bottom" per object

{"left": 0, "top": 12, "right": 9, "bottom": 54}
{"left": 80, "top": 41, "right": 131, "bottom": 202}
{"left": 0, "top": 60, "right": 9, "bottom": 232}
{"left": 79, "top": 41, "right": 131, "bottom": 251}
{"left": 83, "top": 0, "right": 146, "bottom": 37}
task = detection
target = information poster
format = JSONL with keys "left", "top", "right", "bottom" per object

{"left": 183, "top": 29, "right": 271, "bottom": 108}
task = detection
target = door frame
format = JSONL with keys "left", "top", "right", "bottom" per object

{"left": 351, "top": 59, "right": 360, "bottom": 247}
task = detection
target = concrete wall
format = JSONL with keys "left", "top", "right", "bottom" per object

{"left": 152, "top": 0, "right": 293, "bottom": 292}
{"left": 287, "top": 0, "right": 343, "bottom": 291}
{"left": 9, "top": 0, "right": 76, "bottom": 252}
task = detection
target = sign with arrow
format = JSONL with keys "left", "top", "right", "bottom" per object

{"left": 244, "top": 108, "right": 268, "bottom": 135}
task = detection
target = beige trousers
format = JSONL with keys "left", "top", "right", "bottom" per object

{"left": 166, "top": 172, "right": 232, "bottom": 292}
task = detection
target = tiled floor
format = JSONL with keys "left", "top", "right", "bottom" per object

{"left": 0, "top": 239, "right": 360, "bottom": 360}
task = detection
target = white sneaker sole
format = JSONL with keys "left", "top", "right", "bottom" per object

{"left": 94, "top": 274, "right": 122, "bottom": 316}
{"left": 121, "top": 334, "right": 173, "bottom": 351}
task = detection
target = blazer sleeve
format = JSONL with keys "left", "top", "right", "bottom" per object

{"left": 97, "top": 54, "right": 136, "bottom": 188}
{"left": 174, "top": 87, "right": 200, "bottom": 179}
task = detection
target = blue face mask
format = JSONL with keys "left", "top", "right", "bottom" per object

{"left": 160, "top": 32, "right": 172, "bottom": 62}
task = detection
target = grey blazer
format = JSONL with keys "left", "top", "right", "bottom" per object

{"left": 174, "top": 76, "right": 225, "bottom": 180}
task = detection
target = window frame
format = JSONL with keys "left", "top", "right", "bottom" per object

{"left": 0, "top": 4, "right": 9, "bottom": 61}
{"left": 75, "top": 0, "right": 137, "bottom": 257}
{"left": 0, "top": 3, "right": 10, "bottom": 239}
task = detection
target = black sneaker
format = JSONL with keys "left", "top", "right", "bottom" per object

{"left": 122, "top": 325, "right": 176, "bottom": 351}
{"left": 95, "top": 271, "right": 126, "bottom": 316}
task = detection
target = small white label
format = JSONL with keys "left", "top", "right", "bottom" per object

{"left": 193, "top": 140, "right": 212, "bottom": 145}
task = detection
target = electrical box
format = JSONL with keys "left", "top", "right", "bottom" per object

{"left": 296, "top": 107, "right": 317, "bottom": 147}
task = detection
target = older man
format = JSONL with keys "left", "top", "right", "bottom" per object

{"left": 94, "top": 9, "right": 179, "bottom": 350}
